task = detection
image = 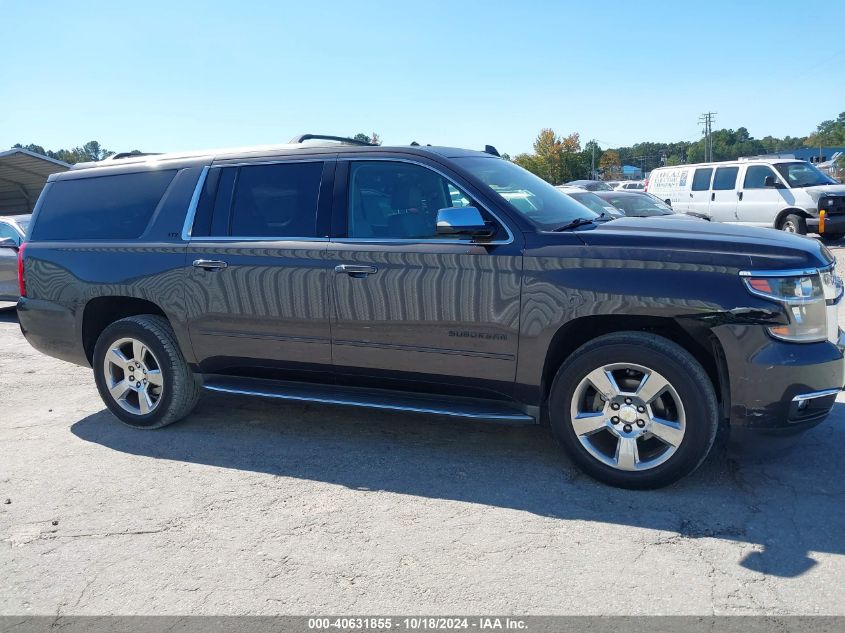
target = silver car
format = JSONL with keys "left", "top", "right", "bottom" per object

{"left": 0, "top": 214, "right": 30, "bottom": 304}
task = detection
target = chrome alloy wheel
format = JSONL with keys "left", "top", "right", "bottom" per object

{"left": 569, "top": 363, "right": 686, "bottom": 472}
{"left": 102, "top": 337, "right": 164, "bottom": 415}
{"left": 781, "top": 220, "right": 797, "bottom": 233}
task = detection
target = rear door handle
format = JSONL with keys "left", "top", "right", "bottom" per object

{"left": 737, "top": 191, "right": 743, "bottom": 201}
{"left": 192, "top": 259, "right": 228, "bottom": 271}
{"left": 335, "top": 264, "right": 378, "bottom": 278}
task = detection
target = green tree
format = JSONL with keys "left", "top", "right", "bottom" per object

{"left": 13, "top": 140, "right": 114, "bottom": 164}
{"left": 351, "top": 132, "right": 382, "bottom": 145}
{"left": 512, "top": 128, "right": 584, "bottom": 184}
{"left": 807, "top": 112, "right": 845, "bottom": 147}
{"left": 599, "top": 150, "right": 621, "bottom": 179}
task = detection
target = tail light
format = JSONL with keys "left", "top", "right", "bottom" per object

{"left": 17, "top": 242, "right": 27, "bottom": 298}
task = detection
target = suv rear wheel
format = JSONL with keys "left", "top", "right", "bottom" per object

{"left": 548, "top": 332, "right": 718, "bottom": 489}
{"left": 93, "top": 315, "right": 200, "bottom": 429}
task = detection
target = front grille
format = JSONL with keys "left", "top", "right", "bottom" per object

{"left": 819, "top": 196, "right": 845, "bottom": 216}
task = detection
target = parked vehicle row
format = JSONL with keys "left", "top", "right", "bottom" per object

{"left": 566, "top": 179, "right": 646, "bottom": 192}
{"left": 0, "top": 214, "right": 30, "bottom": 303}
{"left": 15, "top": 136, "right": 845, "bottom": 489}
{"left": 647, "top": 159, "right": 845, "bottom": 239}
{"left": 554, "top": 186, "right": 623, "bottom": 218}
{"left": 556, "top": 187, "right": 686, "bottom": 220}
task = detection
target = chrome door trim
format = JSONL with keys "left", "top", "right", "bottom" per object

{"left": 180, "top": 157, "right": 332, "bottom": 243}
{"left": 181, "top": 166, "right": 209, "bottom": 241}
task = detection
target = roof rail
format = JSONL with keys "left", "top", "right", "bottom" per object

{"left": 103, "top": 151, "right": 162, "bottom": 161}
{"left": 288, "top": 134, "right": 374, "bottom": 146}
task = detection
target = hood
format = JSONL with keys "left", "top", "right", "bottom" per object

{"left": 805, "top": 184, "right": 845, "bottom": 200}
{"left": 568, "top": 216, "right": 834, "bottom": 271}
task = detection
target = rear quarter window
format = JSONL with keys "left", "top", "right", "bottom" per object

{"left": 30, "top": 170, "right": 177, "bottom": 241}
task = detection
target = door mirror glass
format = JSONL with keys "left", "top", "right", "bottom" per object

{"left": 436, "top": 207, "right": 493, "bottom": 237}
{"left": 0, "top": 237, "right": 18, "bottom": 251}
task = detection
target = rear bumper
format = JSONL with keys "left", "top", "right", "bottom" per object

{"left": 17, "top": 297, "right": 90, "bottom": 367}
{"left": 715, "top": 324, "right": 844, "bottom": 430}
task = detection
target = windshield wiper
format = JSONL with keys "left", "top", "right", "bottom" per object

{"left": 551, "top": 217, "right": 597, "bottom": 232}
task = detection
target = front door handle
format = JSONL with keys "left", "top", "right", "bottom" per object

{"left": 737, "top": 191, "right": 743, "bottom": 201}
{"left": 335, "top": 264, "right": 378, "bottom": 278}
{"left": 192, "top": 259, "right": 228, "bottom": 271}
{"left": 711, "top": 192, "right": 716, "bottom": 202}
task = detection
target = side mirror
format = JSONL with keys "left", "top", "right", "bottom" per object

{"left": 0, "top": 237, "right": 18, "bottom": 251}
{"left": 764, "top": 175, "right": 782, "bottom": 188}
{"left": 436, "top": 207, "right": 494, "bottom": 238}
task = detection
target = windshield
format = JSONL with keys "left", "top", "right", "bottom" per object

{"left": 598, "top": 193, "right": 674, "bottom": 217}
{"left": 568, "top": 191, "right": 624, "bottom": 217}
{"left": 454, "top": 157, "right": 598, "bottom": 229}
{"left": 774, "top": 162, "right": 836, "bottom": 188}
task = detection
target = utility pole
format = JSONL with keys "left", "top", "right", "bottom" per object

{"left": 591, "top": 140, "right": 596, "bottom": 179}
{"left": 698, "top": 112, "right": 717, "bottom": 162}
{"left": 633, "top": 155, "right": 648, "bottom": 179}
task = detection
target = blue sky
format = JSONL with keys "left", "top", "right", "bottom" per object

{"left": 1, "top": 0, "right": 843, "bottom": 156}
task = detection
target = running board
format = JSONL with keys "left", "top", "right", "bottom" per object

{"left": 201, "top": 376, "right": 537, "bottom": 424}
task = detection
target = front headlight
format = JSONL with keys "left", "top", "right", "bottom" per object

{"left": 741, "top": 270, "right": 830, "bottom": 342}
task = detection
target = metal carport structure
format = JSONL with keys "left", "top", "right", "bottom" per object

{"left": 0, "top": 148, "right": 70, "bottom": 216}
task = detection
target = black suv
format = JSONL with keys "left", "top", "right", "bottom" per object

{"left": 16, "top": 135, "right": 845, "bottom": 488}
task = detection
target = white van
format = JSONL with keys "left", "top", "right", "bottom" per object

{"left": 646, "top": 159, "right": 845, "bottom": 239}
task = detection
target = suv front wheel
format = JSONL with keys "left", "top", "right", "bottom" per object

{"left": 549, "top": 332, "right": 719, "bottom": 489}
{"left": 93, "top": 315, "right": 201, "bottom": 429}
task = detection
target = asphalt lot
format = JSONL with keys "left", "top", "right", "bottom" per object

{"left": 2, "top": 246, "right": 845, "bottom": 615}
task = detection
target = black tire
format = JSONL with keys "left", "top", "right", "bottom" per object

{"left": 548, "top": 332, "right": 719, "bottom": 489}
{"left": 93, "top": 315, "right": 201, "bottom": 429}
{"left": 779, "top": 213, "right": 807, "bottom": 235}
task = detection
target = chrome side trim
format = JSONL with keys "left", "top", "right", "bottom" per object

{"left": 188, "top": 237, "right": 329, "bottom": 243}
{"left": 202, "top": 382, "right": 535, "bottom": 423}
{"left": 792, "top": 388, "right": 841, "bottom": 403}
{"left": 181, "top": 158, "right": 329, "bottom": 243}
{"left": 181, "top": 156, "right": 516, "bottom": 246}
{"left": 739, "top": 268, "right": 819, "bottom": 277}
{"left": 181, "top": 166, "right": 209, "bottom": 241}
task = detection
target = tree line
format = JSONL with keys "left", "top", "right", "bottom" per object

{"left": 10, "top": 134, "right": 382, "bottom": 165}
{"left": 509, "top": 112, "right": 845, "bottom": 185}
{"left": 11, "top": 140, "right": 117, "bottom": 164}
{"left": 10, "top": 114, "right": 845, "bottom": 183}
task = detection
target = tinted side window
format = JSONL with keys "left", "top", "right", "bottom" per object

{"left": 229, "top": 162, "right": 322, "bottom": 238}
{"left": 691, "top": 168, "right": 713, "bottom": 191}
{"left": 348, "top": 161, "right": 477, "bottom": 239}
{"left": 31, "top": 170, "right": 177, "bottom": 240}
{"left": 712, "top": 166, "right": 739, "bottom": 191}
{"left": 0, "top": 223, "right": 20, "bottom": 245}
{"left": 744, "top": 165, "right": 777, "bottom": 189}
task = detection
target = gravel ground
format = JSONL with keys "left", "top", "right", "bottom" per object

{"left": 1, "top": 246, "right": 845, "bottom": 615}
